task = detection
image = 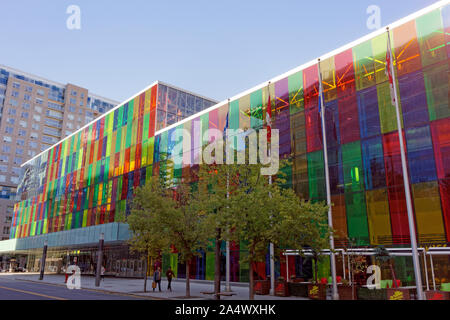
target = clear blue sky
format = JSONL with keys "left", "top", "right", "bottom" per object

{"left": 0, "top": 0, "right": 438, "bottom": 103}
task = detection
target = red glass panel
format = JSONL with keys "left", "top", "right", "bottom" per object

{"left": 335, "top": 48, "right": 356, "bottom": 98}
{"left": 431, "top": 117, "right": 450, "bottom": 180}
{"left": 438, "top": 179, "right": 450, "bottom": 242}
{"left": 338, "top": 94, "right": 360, "bottom": 144}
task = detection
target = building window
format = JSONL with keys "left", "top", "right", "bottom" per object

{"left": 70, "top": 98, "right": 76, "bottom": 105}
{"left": 69, "top": 106, "right": 76, "bottom": 113}
{"left": 9, "top": 99, "right": 18, "bottom": 107}
{"left": 30, "top": 132, "right": 38, "bottom": 139}
{"left": 24, "top": 94, "right": 31, "bottom": 101}
{"left": 33, "top": 115, "right": 41, "bottom": 122}
{"left": 12, "top": 82, "right": 20, "bottom": 89}
{"left": 3, "top": 136, "right": 12, "bottom": 143}
{"left": 0, "top": 156, "right": 8, "bottom": 162}
{"left": 19, "top": 121, "right": 27, "bottom": 128}
{"left": 16, "top": 139, "right": 24, "bottom": 146}
{"left": 2, "top": 146, "right": 11, "bottom": 153}
{"left": 11, "top": 91, "right": 19, "bottom": 98}
{"left": 25, "top": 86, "right": 33, "bottom": 92}
{"left": 15, "top": 148, "right": 23, "bottom": 155}
{"left": 0, "top": 175, "right": 5, "bottom": 182}
{"left": 0, "top": 165, "right": 7, "bottom": 172}
{"left": 35, "top": 98, "right": 43, "bottom": 105}
{"left": 37, "top": 89, "right": 44, "bottom": 96}
{"left": 27, "top": 150, "right": 37, "bottom": 157}
{"left": 8, "top": 108, "right": 16, "bottom": 115}
{"left": 34, "top": 106, "right": 42, "bottom": 113}
{"left": 71, "top": 90, "right": 77, "bottom": 96}
{"left": 6, "top": 118, "right": 15, "bottom": 125}
{"left": 22, "top": 102, "right": 30, "bottom": 110}
{"left": 13, "top": 157, "right": 22, "bottom": 165}
{"left": 10, "top": 177, "right": 19, "bottom": 184}
{"left": 32, "top": 123, "right": 40, "bottom": 130}
{"left": 5, "top": 127, "right": 13, "bottom": 134}
{"left": 3, "top": 226, "right": 10, "bottom": 235}
{"left": 18, "top": 130, "right": 26, "bottom": 137}
{"left": 21, "top": 112, "right": 29, "bottom": 119}
{"left": 28, "top": 141, "right": 38, "bottom": 149}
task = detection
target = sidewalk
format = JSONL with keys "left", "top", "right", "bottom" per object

{"left": 10, "top": 273, "right": 308, "bottom": 300}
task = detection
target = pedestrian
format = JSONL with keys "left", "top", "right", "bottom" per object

{"left": 101, "top": 265, "right": 105, "bottom": 281}
{"left": 166, "top": 266, "right": 175, "bottom": 292}
{"left": 153, "top": 267, "right": 162, "bottom": 292}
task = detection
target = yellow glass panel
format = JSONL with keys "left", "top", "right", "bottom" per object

{"left": 366, "top": 189, "right": 392, "bottom": 245}
{"left": 412, "top": 181, "right": 446, "bottom": 243}
{"left": 320, "top": 56, "right": 337, "bottom": 102}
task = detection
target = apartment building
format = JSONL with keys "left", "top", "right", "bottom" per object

{"left": 0, "top": 65, "right": 119, "bottom": 240}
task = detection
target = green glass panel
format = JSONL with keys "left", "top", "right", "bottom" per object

{"left": 115, "top": 129, "right": 122, "bottom": 153}
{"left": 377, "top": 82, "right": 403, "bottom": 134}
{"left": 307, "top": 150, "right": 326, "bottom": 201}
{"left": 345, "top": 191, "right": 369, "bottom": 245}
{"left": 416, "top": 9, "right": 447, "bottom": 67}
{"left": 353, "top": 39, "right": 376, "bottom": 91}
{"left": 201, "top": 113, "right": 209, "bottom": 146}
{"left": 342, "top": 141, "right": 364, "bottom": 193}
{"left": 250, "top": 89, "right": 263, "bottom": 129}
{"left": 371, "top": 32, "right": 390, "bottom": 84}
{"left": 205, "top": 252, "right": 215, "bottom": 281}
{"left": 126, "top": 123, "right": 132, "bottom": 149}
{"left": 424, "top": 62, "right": 449, "bottom": 121}
{"left": 289, "top": 71, "right": 304, "bottom": 114}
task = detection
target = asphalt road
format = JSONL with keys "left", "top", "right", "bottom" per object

{"left": 0, "top": 277, "right": 147, "bottom": 300}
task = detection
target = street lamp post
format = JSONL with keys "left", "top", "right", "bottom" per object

{"left": 95, "top": 233, "right": 104, "bottom": 287}
{"left": 39, "top": 240, "right": 48, "bottom": 281}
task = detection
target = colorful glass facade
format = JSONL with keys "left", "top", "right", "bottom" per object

{"left": 10, "top": 3, "right": 450, "bottom": 281}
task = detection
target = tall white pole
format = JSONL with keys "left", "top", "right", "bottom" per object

{"left": 387, "top": 27, "right": 424, "bottom": 300}
{"left": 268, "top": 82, "right": 275, "bottom": 295}
{"left": 225, "top": 99, "right": 231, "bottom": 292}
{"left": 318, "top": 59, "right": 339, "bottom": 300}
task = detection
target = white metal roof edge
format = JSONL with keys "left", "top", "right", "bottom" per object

{"left": 155, "top": 0, "right": 449, "bottom": 135}
{"left": 21, "top": 80, "right": 159, "bottom": 166}
{"left": 21, "top": 80, "right": 218, "bottom": 166}
{"left": 21, "top": 0, "right": 449, "bottom": 166}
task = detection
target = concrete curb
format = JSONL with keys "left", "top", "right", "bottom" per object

{"left": 14, "top": 278, "right": 173, "bottom": 300}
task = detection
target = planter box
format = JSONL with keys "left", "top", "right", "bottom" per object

{"left": 289, "top": 282, "right": 309, "bottom": 297}
{"left": 308, "top": 284, "right": 327, "bottom": 300}
{"left": 357, "top": 287, "right": 387, "bottom": 300}
{"left": 275, "top": 281, "right": 290, "bottom": 297}
{"left": 425, "top": 291, "right": 450, "bottom": 300}
{"left": 386, "top": 288, "right": 411, "bottom": 300}
{"left": 254, "top": 280, "right": 270, "bottom": 295}
{"left": 338, "top": 285, "right": 358, "bottom": 300}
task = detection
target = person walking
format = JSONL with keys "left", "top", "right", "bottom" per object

{"left": 166, "top": 266, "right": 175, "bottom": 292}
{"left": 101, "top": 265, "right": 105, "bottom": 281}
{"left": 153, "top": 267, "right": 162, "bottom": 292}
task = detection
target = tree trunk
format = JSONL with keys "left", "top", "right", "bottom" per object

{"left": 186, "top": 260, "right": 191, "bottom": 298}
{"left": 144, "top": 253, "right": 148, "bottom": 292}
{"left": 214, "top": 229, "right": 222, "bottom": 300}
{"left": 249, "top": 257, "right": 254, "bottom": 300}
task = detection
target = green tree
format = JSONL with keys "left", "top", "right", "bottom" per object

{"left": 222, "top": 163, "right": 330, "bottom": 300}
{"left": 119, "top": 180, "right": 171, "bottom": 292}
{"left": 157, "top": 182, "right": 214, "bottom": 298}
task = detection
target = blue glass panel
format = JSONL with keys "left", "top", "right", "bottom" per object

{"left": 405, "top": 124, "right": 437, "bottom": 183}
{"left": 398, "top": 71, "right": 429, "bottom": 128}
{"left": 357, "top": 86, "right": 381, "bottom": 138}
{"left": 361, "top": 136, "right": 386, "bottom": 190}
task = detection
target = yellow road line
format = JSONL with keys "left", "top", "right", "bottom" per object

{"left": 0, "top": 285, "right": 67, "bottom": 300}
